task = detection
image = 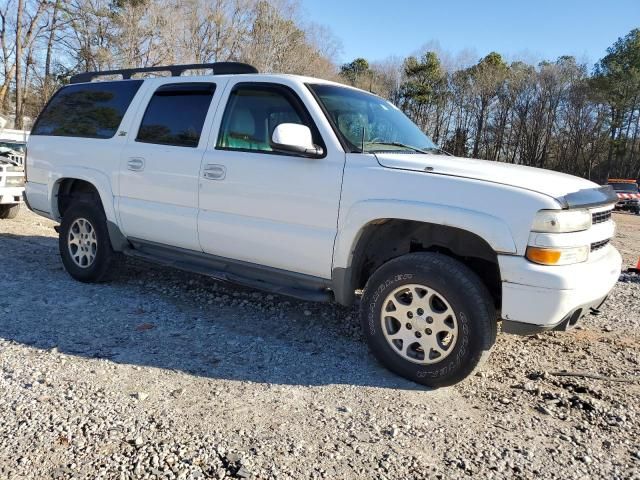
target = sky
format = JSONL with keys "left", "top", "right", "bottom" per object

{"left": 301, "top": 0, "right": 640, "bottom": 67}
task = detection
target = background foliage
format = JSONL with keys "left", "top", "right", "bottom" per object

{"left": 341, "top": 30, "right": 640, "bottom": 182}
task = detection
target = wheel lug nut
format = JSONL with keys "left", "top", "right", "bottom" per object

{"left": 426, "top": 317, "right": 433, "bottom": 324}
{"left": 417, "top": 308, "right": 424, "bottom": 316}
{"left": 407, "top": 312, "right": 413, "bottom": 319}
{"left": 415, "top": 332, "right": 422, "bottom": 338}
{"left": 406, "top": 323, "right": 412, "bottom": 330}
{"left": 426, "top": 329, "right": 432, "bottom": 335}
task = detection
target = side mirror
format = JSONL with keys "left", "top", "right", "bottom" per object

{"left": 271, "top": 123, "right": 324, "bottom": 157}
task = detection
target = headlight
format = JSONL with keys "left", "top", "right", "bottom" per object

{"left": 531, "top": 209, "right": 591, "bottom": 233}
{"left": 526, "top": 246, "right": 589, "bottom": 266}
{"left": 5, "top": 175, "right": 25, "bottom": 187}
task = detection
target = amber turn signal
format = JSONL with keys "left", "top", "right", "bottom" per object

{"left": 526, "top": 245, "right": 589, "bottom": 266}
{"left": 526, "top": 247, "right": 562, "bottom": 265}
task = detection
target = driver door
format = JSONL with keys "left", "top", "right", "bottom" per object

{"left": 197, "top": 81, "right": 345, "bottom": 279}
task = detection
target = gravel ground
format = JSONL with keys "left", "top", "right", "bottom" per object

{"left": 0, "top": 208, "right": 639, "bottom": 479}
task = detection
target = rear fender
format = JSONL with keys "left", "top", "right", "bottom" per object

{"left": 49, "top": 167, "right": 117, "bottom": 223}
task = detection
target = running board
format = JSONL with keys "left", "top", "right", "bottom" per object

{"left": 122, "top": 242, "right": 333, "bottom": 303}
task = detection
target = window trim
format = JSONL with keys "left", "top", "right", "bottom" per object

{"left": 31, "top": 79, "right": 144, "bottom": 139}
{"left": 215, "top": 82, "right": 327, "bottom": 159}
{"left": 135, "top": 82, "right": 217, "bottom": 149}
{"left": 306, "top": 83, "right": 355, "bottom": 153}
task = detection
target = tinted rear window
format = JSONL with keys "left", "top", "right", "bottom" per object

{"left": 136, "top": 83, "right": 216, "bottom": 148}
{"left": 32, "top": 80, "right": 143, "bottom": 139}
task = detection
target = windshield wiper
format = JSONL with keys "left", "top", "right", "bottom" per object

{"left": 366, "top": 142, "right": 447, "bottom": 155}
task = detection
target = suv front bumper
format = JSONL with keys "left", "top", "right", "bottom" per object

{"left": 498, "top": 246, "right": 622, "bottom": 334}
{"left": 0, "top": 186, "right": 24, "bottom": 205}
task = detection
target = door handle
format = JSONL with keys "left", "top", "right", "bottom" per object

{"left": 127, "top": 157, "right": 145, "bottom": 171}
{"left": 203, "top": 164, "right": 226, "bottom": 180}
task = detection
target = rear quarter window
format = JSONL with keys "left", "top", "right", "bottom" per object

{"left": 31, "top": 80, "right": 143, "bottom": 139}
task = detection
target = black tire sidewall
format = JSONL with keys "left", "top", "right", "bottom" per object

{"left": 360, "top": 253, "right": 495, "bottom": 388}
{"left": 59, "top": 203, "right": 113, "bottom": 282}
{"left": 0, "top": 203, "right": 19, "bottom": 219}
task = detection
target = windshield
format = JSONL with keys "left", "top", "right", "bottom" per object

{"left": 309, "top": 84, "right": 438, "bottom": 154}
{"left": 609, "top": 182, "right": 638, "bottom": 193}
{"left": 0, "top": 141, "right": 26, "bottom": 153}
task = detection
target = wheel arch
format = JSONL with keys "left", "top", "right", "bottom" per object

{"left": 51, "top": 174, "right": 129, "bottom": 252}
{"left": 49, "top": 169, "right": 116, "bottom": 223}
{"left": 332, "top": 218, "right": 504, "bottom": 311}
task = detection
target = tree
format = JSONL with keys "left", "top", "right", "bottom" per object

{"left": 467, "top": 52, "right": 508, "bottom": 158}
{"left": 340, "top": 58, "right": 370, "bottom": 85}
{"left": 592, "top": 29, "right": 640, "bottom": 179}
{"left": 399, "top": 52, "right": 447, "bottom": 141}
{"left": 0, "top": 0, "right": 49, "bottom": 123}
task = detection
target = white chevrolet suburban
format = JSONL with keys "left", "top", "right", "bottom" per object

{"left": 24, "top": 62, "right": 622, "bottom": 387}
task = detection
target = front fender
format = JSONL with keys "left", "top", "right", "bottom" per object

{"left": 332, "top": 199, "right": 517, "bottom": 270}
{"left": 49, "top": 167, "right": 117, "bottom": 223}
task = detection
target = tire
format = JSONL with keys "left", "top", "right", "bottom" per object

{"left": 58, "top": 201, "right": 116, "bottom": 283}
{"left": 0, "top": 203, "right": 20, "bottom": 219}
{"left": 360, "top": 252, "right": 497, "bottom": 388}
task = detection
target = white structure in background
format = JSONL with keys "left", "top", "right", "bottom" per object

{"left": 0, "top": 128, "right": 30, "bottom": 143}
{"left": 0, "top": 115, "right": 30, "bottom": 142}
{"left": 0, "top": 116, "right": 29, "bottom": 167}
{"left": 0, "top": 113, "right": 25, "bottom": 218}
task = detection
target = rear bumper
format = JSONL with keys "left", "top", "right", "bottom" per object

{"left": 498, "top": 246, "right": 621, "bottom": 334}
{"left": 0, "top": 187, "right": 24, "bottom": 204}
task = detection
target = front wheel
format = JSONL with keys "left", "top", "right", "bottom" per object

{"left": 0, "top": 203, "right": 20, "bottom": 219}
{"left": 58, "top": 202, "right": 116, "bottom": 282}
{"left": 360, "top": 252, "right": 497, "bottom": 388}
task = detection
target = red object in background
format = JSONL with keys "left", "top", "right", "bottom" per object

{"left": 628, "top": 257, "right": 640, "bottom": 274}
{"left": 617, "top": 193, "right": 640, "bottom": 199}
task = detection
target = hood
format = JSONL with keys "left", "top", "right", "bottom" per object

{"left": 375, "top": 152, "right": 613, "bottom": 207}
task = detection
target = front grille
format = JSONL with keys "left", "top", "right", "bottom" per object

{"left": 590, "top": 239, "right": 610, "bottom": 252}
{"left": 592, "top": 210, "right": 612, "bottom": 225}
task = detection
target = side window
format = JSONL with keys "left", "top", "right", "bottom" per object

{"left": 136, "top": 83, "right": 216, "bottom": 148}
{"left": 217, "top": 84, "right": 322, "bottom": 153}
{"left": 31, "top": 80, "right": 143, "bottom": 139}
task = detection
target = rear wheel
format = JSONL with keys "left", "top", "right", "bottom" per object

{"left": 0, "top": 203, "right": 20, "bottom": 219}
{"left": 360, "top": 252, "right": 497, "bottom": 388}
{"left": 59, "top": 202, "right": 116, "bottom": 282}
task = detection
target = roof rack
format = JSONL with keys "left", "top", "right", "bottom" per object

{"left": 69, "top": 62, "right": 258, "bottom": 84}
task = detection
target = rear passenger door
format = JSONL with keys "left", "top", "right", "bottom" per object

{"left": 118, "top": 81, "right": 223, "bottom": 251}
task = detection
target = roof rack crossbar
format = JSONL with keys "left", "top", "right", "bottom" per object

{"left": 69, "top": 62, "right": 258, "bottom": 84}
